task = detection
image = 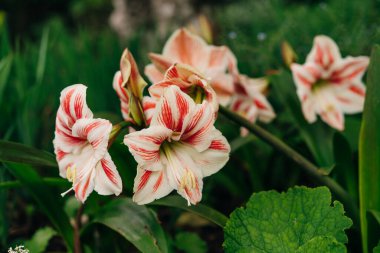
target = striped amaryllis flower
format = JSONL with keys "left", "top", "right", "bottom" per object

{"left": 230, "top": 75, "right": 276, "bottom": 136}
{"left": 144, "top": 28, "right": 236, "bottom": 106}
{"left": 53, "top": 84, "right": 122, "bottom": 202}
{"left": 149, "top": 63, "right": 219, "bottom": 113}
{"left": 124, "top": 86, "right": 230, "bottom": 205}
{"left": 291, "top": 35, "right": 369, "bottom": 130}
{"left": 113, "top": 49, "right": 152, "bottom": 126}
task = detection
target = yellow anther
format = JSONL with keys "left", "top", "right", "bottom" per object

{"left": 66, "top": 165, "right": 76, "bottom": 183}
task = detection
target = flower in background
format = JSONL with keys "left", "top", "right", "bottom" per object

{"left": 149, "top": 63, "right": 219, "bottom": 112}
{"left": 53, "top": 84, "right": 122, "bottom": 202}
{"left": 144, "top": 28, "right": 236, "bottom": 105}
{"left": 230, "top": 75, "right": 276, "bottom": 136}
{"left": 124, "top": 86, "right": 230, "bottom": 205}
{"left": 113, "top": 48, "right": 151, "bottom": 126}
{"left": 291, "top": 35, "right": 369, "bottom": 130}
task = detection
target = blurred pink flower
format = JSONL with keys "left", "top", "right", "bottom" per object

{"left": 145, "top": 28, "right": 236, "bottom": 105}
{"left": 291, "top": 35, "right": 369, "bottom": 130}
{"left": 53, "top": 84, "right": 122, "bottom": 202}
{"left": 124, "top": 86, "right": 230, "bottom": 205}
{"left": 230, "top": 75, "right": 276, "bottom": 136}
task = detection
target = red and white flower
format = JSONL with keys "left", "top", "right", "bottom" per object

{"left": 230, "top": 75, "right": 276, "bottom": 136}
{"left": 149, "top": 63, "right": 219, "bottom": 113}
{"left": 124, "top": 86, "right": 230, "bottom": 205}
{"left": 53, "top": 84, "right": 122, "bottom": 202}
{"left": 144, "top": 28, "right": 236, "bottom": 105}
{"left": 291, "top": 35, "right": 369, "bottom": 130}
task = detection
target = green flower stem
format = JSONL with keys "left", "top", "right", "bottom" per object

{"left": 219, "top": 105, "right": 359, "bottom": 224}
{"left": 108, "top": 121, "right": 134, "bottom": 148}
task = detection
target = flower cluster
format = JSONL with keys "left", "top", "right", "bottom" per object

{"left": 8, "top": 246, "right": 29, "bottom": 253}
{"left": 53, "top": 28, "right": 369, "bottom": 205}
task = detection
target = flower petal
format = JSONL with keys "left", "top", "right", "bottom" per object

{"left": 142, "top": 96, "right": 157, "bottom": 125}
{"left": 124, "top": 126, "right": 172, "bottom": 171}
{"left": 329, "top": 56, "right": 370, "bottom": 84}
{"left": 120, "top": 49, "right": 147, "bottom": 99}
{"left": 320, "top": 106, "right": 345, "bottom": 131}
{"left": 162, "top": 28, "right": 210, "bottom": 71}
{"left": 144, "top": 63, "right": 165, "bottom": 84}
{"left": 94, "top": 152, "right": 123, "bottom": 196}
{"left": 306, "top": 35, "right": 342, "bottom": 69}
{"left": 148, "top": 53, "right": 174, "bottom": 73}
{"left": 336, "top": 83, "right": 366, "bottom": 114}
{"left": 181, "top": 101, "right": 215, "bottom": 152}
{"left": 164, "top": 144, "right": 203, "bottom": 205}
{"left": 196, "top": 129, "right": 230, "bottom": 177}
{"left": 133, "top": 168, "right": 173, "bottom": 205}
{"left": 150, "top": 85, "right": 195, "bottom": 134}
{"left": 291, "top": 63, "right": 322, "bottom": 90}
{"left": 208, "top": 73, "right": 234, "bottom": 106}
{"left": 112, "top": 71, "right": 130, "bottom": 121}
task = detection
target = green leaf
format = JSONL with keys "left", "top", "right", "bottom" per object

{"left": 5, "top": 163, "right": 74, "bottom": 251}
{"left": 359, "top": 45, "right": 380, "bottom": 253}
{"left": 92, "top": 197, "right": 169, "bottom": 253}
{"left": 270, "top": 71, "right": 335, "bottom": 169}
{"left": 230, "top": 135, "right": 256, "bottom": 153}
{"left": 150, "top": 195, "right": 228, "bottom": 227}
{"left": 0, "top": 54, "right": 12, "bottom": 104}
{"left": 223, "top": 186, "right": 352, "bottom": 253}
{"left": 295, "top": 236, "right": 346, "bottom": 253}
{"left": 174, "top": 232, "right": 207, "bottom": 253}
{"left": 0, "top": 140, "right": 56, "bottom": 167}
{"left": 373, "top": 240, "right": 380, "bottom": 253}
{"left": 24, "top": 226, "right": 57, "bottom": 253}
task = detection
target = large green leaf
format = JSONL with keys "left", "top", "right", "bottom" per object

{"left": 295, "top": 236, "right": 346, "bottom": 253}
{"left": 223, "top": 186, "right": 352, "bottom": 253}
{"left": 270, "top": 71, "right": 335, "bottom": 169}
{"left": 92, "top": 197, "right": 169, "bottom": 253}
{"left": 5, "top": 163, "right": 73, "bottom": 251}
{"left": 0, "top": 54, "right": 12, "bottom": 104}
{"left": 24, "top": 226, "right": 57, "bottom": 253}
{"left": 150, "top": 195, "right": 228, "bottom": 227}
{"left": 359, "top": 45, "right": 380, "bottom": 253}
{"left": 0, "top": 140, "right": 56, "bottom": 167}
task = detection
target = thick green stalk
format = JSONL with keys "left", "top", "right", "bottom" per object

{"left": 219, "top": 105, "right": 359, "bottom": 224}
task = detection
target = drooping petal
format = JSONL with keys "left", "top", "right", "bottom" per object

{"left": 162, "top": 28, "right": 210, "bottom": 71}
{"left": 94, "top": 152, "right": 122, "bottom": 196}
{"left": 124, "top": 126, "right": 172, "bottom": 171}
{"left": 254, "top": 94, "right": 276, "bottom": 123}
{"left": 329, "top": 56, "right": 370, "bottom": 84}
{"left": 306, "top": 35, "right": 342, "bottom": 69}
{"left": 133, "top": 167, "right": 173, "bottom": 205}
{"left": 150, "top": 85, "right": 195, "bottom": 134}
{"left": 336, "top": 83, "right": 366, "bottom": 114}
{"left": 320, "top": 105, "right": 345, "bottom": 131}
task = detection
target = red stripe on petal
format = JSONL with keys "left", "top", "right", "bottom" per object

{"left": 81, "top": 176, "right": 91, "bottom": 200}
{"left": 350, "top": 85, "right": 365, "bottom": 96}
{"left": 153, "top": 172, "right": 163, "bottom": 192}
{"left": 296, "top": 73, "right": 312, "bottom": 87}
{"left": 209, "top": 139, "right": 229, "bottom": 151}
{"left": 101, "top": 159, "right": 117, "bottom": 184}
{"left": 74, "top": 94, "right": 84, "bottom": 119}
{"left": 137, "top": 170, "right": 152, "bottom": 191}
{"left": 254, "top": 99, "right": 267, "bottom": 110}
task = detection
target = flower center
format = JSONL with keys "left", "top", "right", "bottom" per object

{"left": 187, "top": 85, "right": 206, "bottom": 104}
{"left": 311, "top": 79, "right": 330, "bottom": 92}
{"left": 66, "top": 165, "right": 76, "bottom": 183}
